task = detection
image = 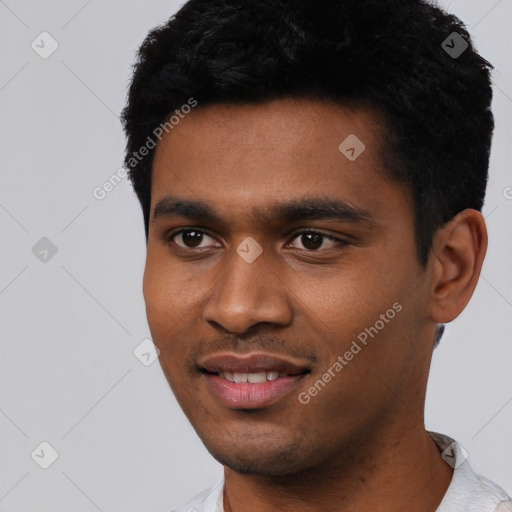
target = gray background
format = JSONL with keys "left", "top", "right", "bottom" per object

{"left": 0, "top": 0, "right": 511, "bottom": 510}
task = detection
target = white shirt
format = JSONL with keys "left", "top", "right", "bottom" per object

{"left": 172, "top": 432, "right": 511, "bottom": 512}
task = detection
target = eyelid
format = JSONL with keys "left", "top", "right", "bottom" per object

{"left": 165, "top": 227, "right": 220, "bottom": 248}
{"left": 287, "top": 229, "right": 350, "bottom": 249}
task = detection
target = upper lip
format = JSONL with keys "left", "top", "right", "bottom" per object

{"left": 199, "top": 352, "right": 311, "bottom": 375}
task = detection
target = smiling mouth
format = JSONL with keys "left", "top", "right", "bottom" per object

{"left": 202, "top": 371, "right": 309, "bottom": 409}
{"left": 198, "top": 352, "right": 311, "bottom": 408}
{"left": 198, "top": 352, "right": 311, "bottom": 381}
{"left": 208, "top": 370, "right": 306, "bottom": 383}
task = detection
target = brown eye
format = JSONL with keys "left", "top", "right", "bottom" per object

{"left": 300, "top": 233, "right": 323, "bottom": 250}
{"left": 171, "top": 229, "right": 218, "bottom": 249}
{"left": 290, "top": 231, "right": 343, "bottom": 251}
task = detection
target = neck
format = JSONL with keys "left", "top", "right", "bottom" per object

{"left": 222, "top": 419, "right": 453, "bottom": 512}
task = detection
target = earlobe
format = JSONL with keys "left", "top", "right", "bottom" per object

{"left": 428, "top": 209, "right": 487, "bottom": 324}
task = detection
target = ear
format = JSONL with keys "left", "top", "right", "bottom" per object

{"left": 428, "top": 209, "right": 487, "bottom": 324}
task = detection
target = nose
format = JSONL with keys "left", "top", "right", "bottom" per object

{"left": 202, "top": 245, "right": 293, "bottom": 334}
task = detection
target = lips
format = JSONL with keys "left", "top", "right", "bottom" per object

{"left": 199, "top": 353, "right": 310, "bottom": 376}
{"left": 199, "top": 352, "right": 311, "bottom": 409}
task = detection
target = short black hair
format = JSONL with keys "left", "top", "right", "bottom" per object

{"left": 121, "top": 0, "right": 494, "bottom": 266}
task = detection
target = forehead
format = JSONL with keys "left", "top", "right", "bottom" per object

{"left": 150, "top": 97, "right": 408, "bottom": 224}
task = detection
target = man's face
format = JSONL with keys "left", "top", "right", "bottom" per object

{"left": 144, "top": 98, "right": 434, "bottom": 476}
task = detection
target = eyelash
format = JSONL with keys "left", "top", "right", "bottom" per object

{"left": 163, "top": 228, "right": 349, "bottom": 252}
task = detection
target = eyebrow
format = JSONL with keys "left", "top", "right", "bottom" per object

{"left": 152, "top": 195, "right": 374, "bottom": 227}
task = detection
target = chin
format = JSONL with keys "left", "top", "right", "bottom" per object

{"left": 199, "top": 427, "right": 317, "bottom": 476}
{"left": 210, "top": 449, "right": 308, "bottom": 476}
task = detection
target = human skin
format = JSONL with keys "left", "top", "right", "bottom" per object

{"left": 144, "top": 98, "right": 487, "bottom": 511}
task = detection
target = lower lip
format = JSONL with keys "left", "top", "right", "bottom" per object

{"left": 203, "top": 373, "right": 306, "bottom": 409}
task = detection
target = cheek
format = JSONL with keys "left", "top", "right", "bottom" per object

{"left": 299, "top": 268, "right": 400, "bottom": 339}
{"left": 143, "top": 261, "right": 168, "bottom": 332}
{"left": 142, "top": 253, "right": 211, "bottom": 372}
{"left": 143, "top": 249, "right": 193, "bottom": 313}
{"left": 143, "top": 255, "right": 186, "bottom": 346}
{"left": 298, "top": 260, "right": 420, "bottom": 391}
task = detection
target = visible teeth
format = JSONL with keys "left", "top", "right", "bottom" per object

{"left": 247, "top": 372, "right": 267, "bottom": 383}
{"left": 218, "top": 371, "right": 286, "bottom": 382}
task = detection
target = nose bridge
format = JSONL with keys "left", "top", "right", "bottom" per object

{"left": 202, "top": 244, "right": 292, "bottom": 333}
